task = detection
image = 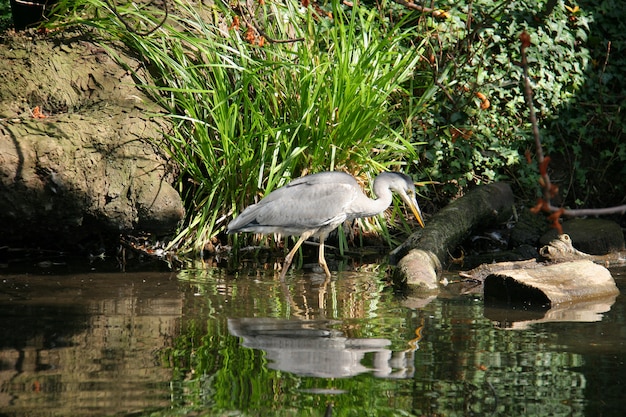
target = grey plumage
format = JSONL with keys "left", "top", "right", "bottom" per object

{"left": 228, "top": 171, "right": 424, "bottom": 278}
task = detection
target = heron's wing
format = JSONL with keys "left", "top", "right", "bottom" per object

{"left": 228, "top": 172, "right": 360, "bottom": 235}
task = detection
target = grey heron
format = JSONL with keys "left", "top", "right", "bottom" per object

{"left": 227, "top": 171, "right": 425, "bottom": 278}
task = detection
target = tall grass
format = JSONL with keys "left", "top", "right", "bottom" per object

{"left": 47, "top": 0, "right": 432, "bottom": 253}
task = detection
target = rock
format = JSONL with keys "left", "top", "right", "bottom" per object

{"left": 540, "top": 218, "right": 624, "bottom": 255}
{"left": 0, "top": 32, "right": 184, "bottom": 250}
{"left": 509, "top": 208, "right": 550, "bottom": 247}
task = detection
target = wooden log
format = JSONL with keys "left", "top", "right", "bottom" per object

{"left": 391, "top": 182, "right": 514, "bottom": 290}
{"left": 483, "top": 260, "right": 619, "bottom": 307}
{"left": 392, "top": 249, "right": 441, "bottom": 293}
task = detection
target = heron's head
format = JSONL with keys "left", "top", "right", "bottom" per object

{"left": 385, "top": 172, "right": 425, "bottom": 228}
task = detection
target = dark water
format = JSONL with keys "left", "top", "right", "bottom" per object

{"left": 0, "top": 263, "right": 624, "bottom": 416}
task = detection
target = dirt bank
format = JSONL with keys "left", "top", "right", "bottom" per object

{"left": 0, "top": 30, "right": 184, "bottom": 252}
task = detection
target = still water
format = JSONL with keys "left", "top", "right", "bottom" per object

{"left": 0, "top": 261, "right": 624, "bottom": 417}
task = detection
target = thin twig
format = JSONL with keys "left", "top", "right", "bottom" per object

{"left": 520, "top": 32, "right": 549, "bottom": 196}
{"left": 391, "top": 0, "right": 433, "bottom": 13}
{"left": 251, "top": 21, "right": 305, "bottom": 44}
{"left": 233, "top": 3, "right": 304, "bottom": 45}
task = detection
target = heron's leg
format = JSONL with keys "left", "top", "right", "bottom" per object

{"left": 318, "top": 238, "right": 331, "bottom": 277}
{"left": 279, "top": 231, "right": 313, "bottom": 280}
{"left": 317, "top": 238, "right": 331, "bottom": 310}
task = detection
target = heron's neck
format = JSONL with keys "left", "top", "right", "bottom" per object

{"left": 352, "top": 180, "right": 394, "bottom": 218}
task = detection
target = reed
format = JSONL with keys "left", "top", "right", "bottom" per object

{"left": 48, "top": 0, "right": 432, "bottom": 253}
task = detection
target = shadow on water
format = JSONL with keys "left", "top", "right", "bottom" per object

{"left": 0, "top": 265, "right": 625, "bottom": 416}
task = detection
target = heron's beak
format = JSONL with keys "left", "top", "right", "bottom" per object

{"left": 402, "top": 192, "right": 425, "bottom": 228}
{"left": 409, "top": 201, "right": 425, "bottom": 228}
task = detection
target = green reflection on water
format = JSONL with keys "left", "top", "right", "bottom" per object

{"left": 1, "top": 267, "right": 623, "bottom": 417}
{"left": 162, "top": 268, "right": 593, "bottom": 417}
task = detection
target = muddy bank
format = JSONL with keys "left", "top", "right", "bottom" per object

{"left": 0, "top": 30, "right": 184, "bottom": 252}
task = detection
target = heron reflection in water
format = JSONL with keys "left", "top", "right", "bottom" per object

{"left": 227, "top": 171, "right": 425, "bottom": 278}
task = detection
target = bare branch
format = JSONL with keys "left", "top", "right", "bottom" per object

{"left": 520, "top": 31, "right": 553, "bottom": 204}
{"left": 550, "top": 204, "right": 626, "bottom": 217}
{"left": 520, "top": 31, "right": 626, "bottom": 219}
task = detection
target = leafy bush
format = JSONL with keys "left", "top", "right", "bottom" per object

{"left": 546, "top": 0, "right": 626, "bottom": 207}
{"left": 0, "top": 0, "right": 11, "bottom": 32}
{"left": 44, "top": 0, "right": 625, "bottom": 253}
{"left": 416, "top": 0, "right": 625, "bottom": 208}
{"left": 50, "top": 0, "right": 435, "bottom": 251}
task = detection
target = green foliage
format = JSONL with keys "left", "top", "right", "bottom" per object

{"left": 44, "top": 0, "right": 626, "bottom": 252}
{"left": 0, "top": 0, "right": 12, "bottom": 31}
{"left": 417, "top": 0, "right": 625, "bottom": 206}
{"left": 47, "top": 0, "right": 431, "bottom": 252}
{"left": 546, "top": 0, "right": 626, "bottom": 207}
{"left": 414, "top": 1, "right": 586, "bottom": 196}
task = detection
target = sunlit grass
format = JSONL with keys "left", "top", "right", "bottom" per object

{"left": 47, "top": 0, "right": 433, "bottom": 253}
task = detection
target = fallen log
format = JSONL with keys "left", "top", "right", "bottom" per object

{"left": 483, "top": 260, "right": 619, "bottom": 307}
{"left": 391, "top": 249, "right": 442, "bottom": 293}
{"left": 539, "top": 233, "right": 594, "bottom": 261}
{"left": 458, "top": 235, "right": 620, "bottom": 308}
{"left": 391, "top": 182, "right": 514, "bottom": 291}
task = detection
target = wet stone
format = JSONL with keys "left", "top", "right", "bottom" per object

{"left": 540, "top": 218, "right": 624, "bottom": 255}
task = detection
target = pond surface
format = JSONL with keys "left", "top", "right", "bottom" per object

{"left": 0, "top": 261, "right": 625, "bottom": 417}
